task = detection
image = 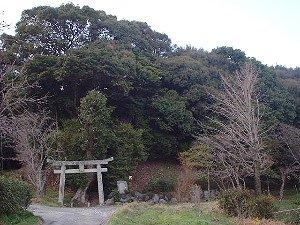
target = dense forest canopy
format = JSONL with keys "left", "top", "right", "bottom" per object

{"left": 0, "top": 3, "right": 299, "bottom": 191}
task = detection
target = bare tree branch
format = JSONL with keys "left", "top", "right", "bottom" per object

{"left": 199, "top": 62, "right": 272, "bottom": 194}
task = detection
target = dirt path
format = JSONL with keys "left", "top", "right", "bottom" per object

{"left": 28, "top": 204, "right": 118, "bottom": 225}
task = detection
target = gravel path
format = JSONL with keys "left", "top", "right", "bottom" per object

{"left": 28, "top": 204, "right": 118, "bottom": 225}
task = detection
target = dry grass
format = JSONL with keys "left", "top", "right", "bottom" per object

{"left": 236, "top": 218, "right": 288, "bottom": 225}
{"left": 173, "top": 166, "right": 197, "bottom": 202}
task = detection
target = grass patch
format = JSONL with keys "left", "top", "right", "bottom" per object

{"left": 33, "top": 187, "right": 74, "bottom": 207}
{"left": 275, "top": 191, "right": 300, "bottom": 211}
{"left": 109, "top": 202, "right": 234, "bottom": 225}
{"left": 0, "top": 211, "right": 41, "bottom": 225}
{"left": 274, "top": 191, "right": 300, "bottom": 224}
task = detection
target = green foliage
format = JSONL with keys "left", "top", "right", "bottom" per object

{"left": 257, "top": 64, "right": 296, "bottom": 125}
{"left": 39, "top": 187, "right": 73, "bottom": 207}
{"left": 146, "top": 179, "right": 175, "bottom": 193}
{"left": 59, "top": 90, "right": 114, "bottom": 160}
{"left": 108, "top": 122, "right": 148, "bottom": 185}
{"left": 180, "top": 143, "right": 212, "bottom": 169}
{"left": 212, "top": 46, "right": 246, "bottom": 69}
{"left": 0, "top": 211, "right": 41, "bottom": 225}
{"left": 1, "top": 4, "right": 298, "bottom": 196}
{"left": 152, "top": 90, "right": 195, "bottom": 133}
{"left": 0, "top": 176, "right": 32, "bottom": 215}
{"left": 80, "top": 90, "right": 113, "bottom": 127}
{"left": 275, "top": 191, "right": 300, "bottom": 224}
{"left": 109, "top": 203, "right": 234, "bottom": 225}
{"left": 108, "top": 188, "right": 121, "bottom": 201}
{"left": 56, "top": 93, "right": 147, "bottom": 189}
{"left": 219, "top": 189, "right": 277, "bottom": 219}
{"left": 55, "top": 119, "right": 86, "bottom": 160}
{"left": 1, "top": 3, "right": 171, "bottom": 60}
{"left": 66, "top": 174, "right": 89, "bottom": 190}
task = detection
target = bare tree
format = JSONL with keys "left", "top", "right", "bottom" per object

{"left": 201, "top": 62, "right": 272, "bottom": 194}
{"left": 275, "top": 124, "right": 300, "bottom": 199}
{"left": 1, "top": 112, "right": 55, "bottom": 196}
{"left": 0, "top": 26, "right": 53, "bottom": 196}
{"left": 0, "top": 57, "right": 39, "bottom": 169}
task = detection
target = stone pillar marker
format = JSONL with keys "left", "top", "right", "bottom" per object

{"left": 117, "top": 180, "right": 128, "bottom": 194}
{"left": 48, "top": 157, "right": 113, "bottom": 205}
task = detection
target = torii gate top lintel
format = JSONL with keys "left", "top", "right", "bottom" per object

{"left": 48, "top": 157, "right": 113, "bottom": 205}
{"left": 49, "top": 157, "right": 114, "bottom": 166}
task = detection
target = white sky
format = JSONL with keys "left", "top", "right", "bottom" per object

{"left": 2, "top": 0, "right": 300, "bottom": 67}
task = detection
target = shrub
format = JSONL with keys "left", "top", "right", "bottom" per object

{"left": 219, "top": 189, "right": 277, "bottom": 219}
{"left": 0, "top": 176, "right": 32, "bottom": 215}
{"left": 219, "top": 188, "right": 253, "bottom": 217}
{"left": 173, "top": 166, "right": 197, "bottom": 202}
{"left": 66, "top": 173, "right": 89, "bottom": 189}
{"left": 130, "top": 163, "right": 180, "bottom": 192}
{"left": 247, "top": 195, "right": 277, "bottom": 219}
{"left": 108, "top": 188, "right": 121, "bottom": 201}
{"left": 147, "top": 179, "right": 175, "bottom": 193}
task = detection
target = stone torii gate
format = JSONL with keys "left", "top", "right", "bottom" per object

{"left": 48, "top": 157, "right": 113, "bottom": 205}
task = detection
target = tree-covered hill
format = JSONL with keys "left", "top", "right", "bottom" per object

{"left": 0, "top": 3, "right": 298, "bottom": 191}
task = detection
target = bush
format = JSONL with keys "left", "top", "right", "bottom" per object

{"left": 247, "top": 195, "right": 277, "bottom": 219}
{"left": 173, "top": 166, "right": 196, "bottom": 202}
{"left": 219, "top": 188, "right": 253, "bottom": 217}
{"left": 0, "top": 176, "right": 32, "bottom": 215}
{"left": 130, "top": 163, "right": 180, "bottom": 192}
{"left": 147, "top": 179, "right": 175, "bottom": 193}
{"left": 66, "top": 173, "right": 89, "bottom": 189}
{"left": 108, "top": 188, "right": 121, "bottom": 201}
{"left": 219, "top": 188, "right": 276, "bottom": 219}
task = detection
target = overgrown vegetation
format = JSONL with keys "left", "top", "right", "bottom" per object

{"left": 0, "top": 176, "right": 40, "bottom": 225}
{"left": 0, "top": 2, "right": 299, "bottom": 214}
{"left": 219, "top": 189, "right": 277, "bottom": 219}
{"left": 0, "top": 176, "right": 32, "bottom": 215}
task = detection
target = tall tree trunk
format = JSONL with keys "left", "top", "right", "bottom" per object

{"left": 36, "top": 168, "right": 46, "bottom": 198}
{"left": 254, "top": 167, "right": 262, "bottom": 195}
{"left": 266, "top": 176, "right": 270, "bottom": 195}
{"left": 279, "top": 170, "right": 286, "bottom": 200}
{"left": 207, "top": 170, "right": 211, "bottom": 192}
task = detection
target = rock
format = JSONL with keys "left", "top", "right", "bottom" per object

{"left": 203, "top": 190, "right": 210, "bottom": 200}
{"left": 164, "top": 193, "right": 172, "bottom": 201}
{"left": 135, "top": 192, "right": 145, "bottom": 201}
{"left": 210, "top": 189, "right": 219, "bottom": 199}
{"left": 120, "top": 195, "right": 132, "bottom": 203}
{"left": 159, "top": 199, "right": 167, "bottom": 204}
{"left": 105, "top": 198, "right": 114, "bottom": 206}
{"left": 144, "top": 194, "right": 151, "bottom": 202}
{"left": 152, "top": 194, "right": 160, "bottom": 204}
{"left": 148, "top": 199, "right": 155, "bottom": 205}
{"left": 170, "top": 197, "right": 178, "bottom": 204}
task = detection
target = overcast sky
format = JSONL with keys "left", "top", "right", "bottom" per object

{"left": 2, "top": 0, "right": 300, "bottom": 67}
